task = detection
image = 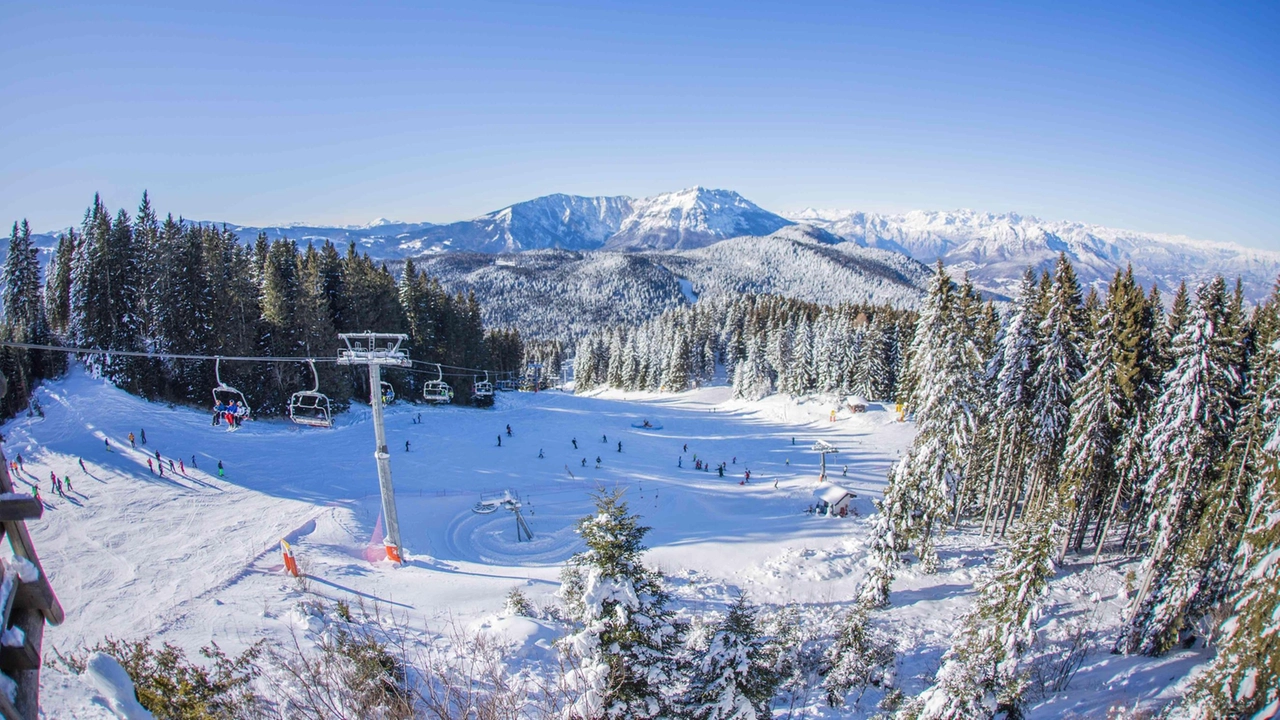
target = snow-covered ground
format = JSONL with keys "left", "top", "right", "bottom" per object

{"left": 2, "top": 369, "right": 1206, "bottom": 717}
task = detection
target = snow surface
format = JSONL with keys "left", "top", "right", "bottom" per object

{"left": 6, "top": 368, "right": 1208, "bottom": 717}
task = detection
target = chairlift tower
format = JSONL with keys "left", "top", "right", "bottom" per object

{"left": 811, "top": 439, "right": 839, "bottom": 482}
{"left": 337, "top": 333, "right": 411, "bottom": 563}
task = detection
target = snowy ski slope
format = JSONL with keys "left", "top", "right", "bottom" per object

{"left": 3, "top": 369, "right": 1209, "bottom": 717}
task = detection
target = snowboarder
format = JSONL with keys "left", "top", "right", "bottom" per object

{"left": 147, "top": 459, "right": 154, "bottom": 473}
{"left": 617, "top": 441, "right": 622, "bottom": 453}
{"left": 140, "top": 429, "right": 147, "bottom": 445}
{"left": 538, "top": 449, "right": 544, "bottom": 459}
{"left": 128, "top": 432, "right": 135, "bottom": 448}
{"left": 572, "top": 438, "right": 578, "bottom": 449}
{"left": 217, "top": 460, "right": 224, "bottom": 477}
{"left": 405, "top": 440, "right": 410, "bottom": 452}
{"left": 497, "top": 435, "right": 502, "bottom": 447}
{"left": 506, "top": 424, "right": 512, "bottom": 437}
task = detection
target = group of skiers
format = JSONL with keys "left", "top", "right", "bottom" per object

{"left": 212, "top": 400, "right": 247, "bottom": 428}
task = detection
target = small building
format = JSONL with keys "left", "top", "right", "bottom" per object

{"left": 813, "top": 484, "right": 857, "bottom": 517}
{"left": 846, "top": 395, "right": 869, "bottom": 413}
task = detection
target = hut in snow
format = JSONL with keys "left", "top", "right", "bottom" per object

{"left": 813, "top": 484, "right": 857, "bottom": 517}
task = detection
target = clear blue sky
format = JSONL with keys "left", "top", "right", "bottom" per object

{"left": 2, "top": 1, "right": 1276, "bottom": 248}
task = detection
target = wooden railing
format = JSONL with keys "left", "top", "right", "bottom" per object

{"left": 0, "top": 451, "right": 65, "bottom": 719}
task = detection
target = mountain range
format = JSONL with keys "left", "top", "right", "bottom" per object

{"left": 25, "top": 186, "right": 1280, "bottom": 305}
{"left": 211, "top": 187, "right": 1279, "bottom": 301}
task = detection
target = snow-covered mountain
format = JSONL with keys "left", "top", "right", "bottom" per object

{"left": 220, "top": 188, "right": 790, "bottom": 257}
{"left": 788, "top": 208, "right": 1280, "bottom": 300}
{"left": 602, "top": 187, "right": 792, "bottom": 250}
{"left": 405, "top": 225, "right": 927, "bottom": 339}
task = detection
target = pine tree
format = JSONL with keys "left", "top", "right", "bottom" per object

{"left": 858, "top": 498, "right": 902, "bottom": 608}
{"left": 1119, "top": 277, "right": 1239, "bottom": 656}
{"left": 902, "top": 490, "right": 1065, "bottom": 720}
{"left": 822, "top": 599, "right": 895, "bottom": 708}
{"left": 560, "top": 490, "right": 683, "bottom": 719}
{"left": 44, "top": 230, "right": 75, "bottom": 337}
{"left": 685, "top": 595, "right": 779, "bottom": 720}
{"left": 1027, "top": 254, "right": 1084, "bottom": 505}
{"left": 2, "top": 220, "right": 46, "bottom": 341}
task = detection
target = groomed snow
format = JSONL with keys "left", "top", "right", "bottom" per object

{"left": 3, "top": 368, "right": 1209, "bottom": 717}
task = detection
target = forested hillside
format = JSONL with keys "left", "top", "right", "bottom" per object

{"left": 0, "top": 194, "right": 528, "bottom": 418}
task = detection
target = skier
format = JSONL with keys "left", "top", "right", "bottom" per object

{"left": 581, "top": 458, "right": 587, "bottom": 467}
{"left": 683, "top": 443, "right": 688, "bottom": 453}
{"left": 49, "top": 471, "right": 56, "bottom": 487}
{"left": 179, "top": 459, "right": 185, "bottom": 474}
{"left": 786, "top": 458, "right": 790, "bottom": 466}
{"left": 169, "top": 459, "right": 175, "bottom": 472}
{"left": 745, "top": 469, "right": 751, "bottom": 481}
{"left": 506, "top": 424, "right": 512, "bottom": 437}
{"left": 212, "top": 402, "right": 223, "bottom": 426}
{"left": 602, "top": 434, "right": 607, "bottom": 443}
{"left": 842, "top": 465, "right": 848, "bottom": 477}
{"left": 718, "top": 465, "right": 724, "bottom": 477}
{"left": 155, "top": 450, "right": 161, "bottom": 463}
{"left": 732, "top": 456, "right": 736, "bottom": 464}
{"left": 792, "top": 437, "right": 795, "bottom": 445}
{"left": 497, "top": 435, "right": 502, "bottom": 447}
{"left": 128, "top": 432, "right": 136, "bottom": 448}
{"left": 191, "top": 455, "right": 197, "bottom": 469}
{"left": 678, "top": 457, "right": 682, "bottom": 468}
{"left": 217, "top": 460, "right": 224, "bottom": 477}
{"left": 105, "top": 438, "right": 111, "bottom": 451}
{"left": 595, "top": 456, "right": 602, "bottom": 468}
{"left": 158, "top": 463, "right": 164, "bottom": 478}
{"left": 140, "top": 429, "right": 147, "bottom": 445}
{"left": 405, "top": 440, "right": 410, "bottom": 452}
{"left": 572, "top": 438, "right": 578, "bottom": 449}
{"left": 79, "top": 458, "right": 86, "bottom": 473}
{"left": 147, "top": 459, "right": 154, "bottom": 474}
{"left": 538, "top": 449, "right": 544, "bottom": 459}
{"left": 65, "top": 476, "right": 72, "bottom": 493}
{"left": 31, "top": 485, "right": 39, "bottom": 502}
{"left": 617, "top": 441, "right": 622, "bottom": 453}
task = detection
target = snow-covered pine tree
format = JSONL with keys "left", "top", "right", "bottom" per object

{"left": 1180, "top": 414, "right": 1280, "bottom": 719}
{"left": 733, "top": 333, "right": 772, "bottom": 400}
{"left": 1119, "top": 277, "right": 1239, "bottom": 656}
{"left": 662, "top": 326, "right": 692, "bottom": 392}
{"left": 859, "top": 496, "right": 903, "bottom": 609}
{"left": 1026, "top": 253, "right": 1084, "bottom": 511}
{"left": 560, "top": 490, "right": 683, "bottom": 720}
{"left": 684, "top": 595, "right": 779, "bottom": 720}
{"left": 2, "top": 220, "right": 46, "bottom": 343}
{"left": 982, "top": 269, "right": 1043, "bottom": 536}
{"left": 44, "top": 230, "right": 76, "bottom": 337}
{"left": 900, "top": 488, "right": 1065, "bottom": 720}
{"left": 1059, "top": 276, "right": 1124, "bottom": 556}
{"left": 895, "top": 263, "right": 982, "bottom": 571}
{"left": 822, "top": 598, "right": 895, "bottom": 708}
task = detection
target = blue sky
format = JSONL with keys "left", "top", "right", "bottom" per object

{"left": 2, "top": 1, "right": 1276, "bottom": 248}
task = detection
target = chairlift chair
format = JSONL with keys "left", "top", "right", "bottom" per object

{"left": 422, "top": 364, "right": 454, "bottom": 404}
{"left": 496, "top": 376, "right": 517, "bottom": 392}
{"left": 472, "top": 371, "right": 494, "bottom": 406}
{"left": 288, "top": 360, "right": 333, "bottom": 428}
{"left": 381, "top": 381, "right": 396, "bottom": 405}
{"left": 212, "top": 357, "right": 252, "bottom": 421}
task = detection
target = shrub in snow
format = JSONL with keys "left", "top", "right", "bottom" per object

{"left": 559, "top": 489, "right": 684, "bottom": 719}
{"left": 54, "top": 636, "right": 266, "bottom": 719}
{"left": 505, "top": 587, "right": 537, "bottom": 618}
{"left": 821, "top": 599, "right": 895, "bottom": 709}
{"left": 899, "top": 490, "right": 1064, "bottom": 720}
{"left": 683, "top": 595, "right": 780, "bottom": 720}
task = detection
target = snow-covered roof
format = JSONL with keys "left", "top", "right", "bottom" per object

{"left": 811, "top": 440, "right": 838, "bottom": 453}
{"left": 813, "top": 484, "right": 855, "bottom": 504}
{"left": 846, "top": 395, "right": 869, "bottom": 406}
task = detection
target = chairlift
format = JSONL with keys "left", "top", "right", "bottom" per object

{"left": 472, "top": 371, "right": 494, "bottom": 406}
{"left": 288, "top": 360, "right": 333, "bottom": 428}
{"left": 422, "top": 364, "right": 454, "bottom": 404}
{"left": 381, "top": 381, "right": 396, "bottom": 405}
{"left": 496, "top": 375, "right": 517, "bottom": 392}
{"left": 212, "top": 357, "right": 251, "bottom": 422}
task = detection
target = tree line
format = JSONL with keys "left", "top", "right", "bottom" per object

{"left": 0, "top": 194, "right": 529, "bottom": 418}
{"left": 862, "top": 257, "right": 1278, "bottom": 718}
{"left": 573, "top": 294, "right": 917, "bottom": 402}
